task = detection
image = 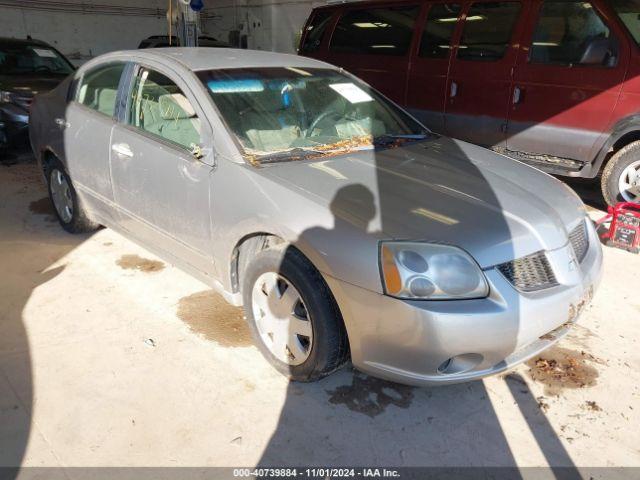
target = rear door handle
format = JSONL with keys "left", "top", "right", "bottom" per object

{"left": 54, "top": 117, "right": 69, "bottom": 129}
{"left": 111, "top": 143, "right": 133, "bottom": 158}
{"left": 513, "top": 86, "right": 522, "bottom": 104}
{"left": 450, "top": 81, "right": 458, "bottom": 98}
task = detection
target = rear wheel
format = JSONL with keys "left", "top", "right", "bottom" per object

{"left": 601, "top": 141, "right": 640, "bottom": 206}
{"left": 45, "top": 157, "right": 99, "bottom": 233}
{"left": 242, "top": 246, "right": 349, "bottom": 382}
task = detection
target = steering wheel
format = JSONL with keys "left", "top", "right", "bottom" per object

{"left": 305, "top": 110, "right": 342, "bottom": 138}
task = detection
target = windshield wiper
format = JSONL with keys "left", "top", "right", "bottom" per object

{"left": 372, "top": 132, "right": 433, "bottom": 147}
{"left": 257, "top": 147, "right": 326, "bottom": 164}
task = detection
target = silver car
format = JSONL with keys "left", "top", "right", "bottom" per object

{"left": 29, "top": 48, "right": 603, "bottom": 386}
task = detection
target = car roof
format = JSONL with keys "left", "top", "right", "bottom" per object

{"left": 106, "top": 47, "right": 337, "bottom": 72}
{"left": 0, "top": 37, "right": 49, "bottom": 47}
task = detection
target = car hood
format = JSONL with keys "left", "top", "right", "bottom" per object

{"left": 0, "top": 73, "right": 68, "bottom": 97}
{"left": 258, "top": 137, "right": 586, "bottom": 268}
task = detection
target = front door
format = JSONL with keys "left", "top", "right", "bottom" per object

{"left": 63, "top": 62, "right": 127, "bottom": 222}
{"left": 406, "top": 2, "right": 463, "bottom": 134}
{"left": 110, "top": 65, "right": 215, "bottom": 276}
{"left": 324, "top": 3, "right": 420, "bottom": 104}
{"left": 444, "top": 0, "right": 528, "bottom": 147}
{"left": 506, "top": 0, "right": 629, "bottom": 165}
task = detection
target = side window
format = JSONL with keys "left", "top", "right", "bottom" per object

{"left": 300, "top": 11, "right": 333, "bottom": 53}
{"left": 128, "top": 68, "right": 202, "bottom": 151}
{"left": 457, "top": 2, "right": 522, "bottom": 61}
{"left": 530, "top": 1, "right": 618, "bottom": 67}
{"left": 76, "top": 63, "right": 126, "bottom": 117}
{"left": 330, "top": 6, "right": 420, "bottom": 56}
{"left": 419, "top": 4, "right": 462, "bottom": 58}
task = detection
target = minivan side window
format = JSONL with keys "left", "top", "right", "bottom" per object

{"left": 76, "top": 63, "right": 126, "bottom": 117}
{"left": 612, "top": 0, "right": 640, "bottom": 46}
{"left": 457, "top": 2, "right": 522, "bottom": 61}
{"left": 300, "top": 11, "right": 333, "bottom": 53}
{"left": 128, "top": 68, "right": 202, "bottom": 151}
{"left": 330, "top": 6, "right": 420, "bottom": 56}
{"left": 530, "top": 1, "right": 618, "bottom": 67}
{"left": 419, "top": 4, "right": 462, "bottom": 58}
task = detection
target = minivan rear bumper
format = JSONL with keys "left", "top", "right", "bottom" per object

{"left": 324, "top": 224, "right": 603, "bottom": 386}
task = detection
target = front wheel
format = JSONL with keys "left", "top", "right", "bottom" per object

{"left": 45, "top": 157, "right": 99, "bottom": 233}
{"left": 601, "top": 141, "right": 640, "bottom": 206}
{"left": 242, "top": 246, "right": 349, "bottom": 382}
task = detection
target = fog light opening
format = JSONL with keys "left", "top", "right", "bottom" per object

{"left": 437, "top": 353, "right": 484, "bottom": 375}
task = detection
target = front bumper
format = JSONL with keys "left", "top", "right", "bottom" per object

{"left": 325, "top": 220, "right": 604, "bottom": 386}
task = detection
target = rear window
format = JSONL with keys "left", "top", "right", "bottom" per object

{"left": 457, "top": 1, "right": 522, "bottom": 61}
{"left": 330, "top": 5, "right": 420, "bottom": 56}
{"left": 300, "top": 11, "right": 333, "bottom": 54}
{"left": 612, "top": 0, "right": 640, "bottom": 46}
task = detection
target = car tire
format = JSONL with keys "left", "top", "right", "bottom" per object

{"left": 242, "top": 245, "right": 349, "bottom": 382}
{"left": 45, "top": 157, "right": 100, "bottom": 234}
{"left": 601, "top": 141, "right": 640, "bottom": 206}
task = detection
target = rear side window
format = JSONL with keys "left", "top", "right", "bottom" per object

{"left": 330, "top": 6, "right": 420, "bottom": 56}
{"left": 300, "top": 11, "right": 333, "bottom": 53}
{"left": 76, "top": 63, "right": 126, "bottom": 117}
{"left": 128, "top": 68, "right": 202, "bottom": 151}
{"left": 612, "top": 0, "right": 640, "bottom": 46}
{"left": 530, "top": 1, "right": 618, "bottom": 67}
{"left": 419, "top": 3, "right": 462, "bottom": 58}
{"left": 457, "top": 2, "right": 522, "bottom": 61}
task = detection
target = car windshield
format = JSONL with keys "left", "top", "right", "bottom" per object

{"left": 196, "top": 67, "right": 431, "bottom": 163}
{"left": 0, "top": 44, "right": 74, "bottom": 75}
{"left": 612, "top": 0, "right": 640, "bottom": 46}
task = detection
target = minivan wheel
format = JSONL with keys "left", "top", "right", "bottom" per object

{"left": 601, "top": 141, "right": 640, "bottom": 206}
{"left": 242, "top": 246, "right": 349, "bottom": 382}
{"left": 45, "top": 157, "right": 99, "bottom": 233}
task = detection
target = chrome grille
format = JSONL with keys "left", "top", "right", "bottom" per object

{"left": 569, "top": 221, "right": 589, "bottom": 263}
{"left": 497, "top": 251, "right": 559, "bottom": 292}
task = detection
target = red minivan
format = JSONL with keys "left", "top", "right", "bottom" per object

{"left": 299, "top": 0, "right": 640, "bottom": 205}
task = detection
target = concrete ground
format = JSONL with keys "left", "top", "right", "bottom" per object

{"left": 1, "top": 155, "right": 639, "bottom": 473}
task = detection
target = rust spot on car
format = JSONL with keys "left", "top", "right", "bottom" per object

{"left": 29, "top": 197, "right": 57, "bottom": 222}
{"left": 526, "top": 346, "right": 599, "bottom": 396}
{"left": 326, "top": 370, "right": 414, "bottom": 417}
{"left": 116, "top": 254, "right": 165, "bottom": 273}
{"left": 177, "top": 290, "right": 252, "bottom": 347}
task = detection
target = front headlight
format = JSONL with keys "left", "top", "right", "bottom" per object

{"left": 380, "top": 242, "right": 489, "bottom": 300}
{"left": 0, "top": 91, "right": 13, "bottom": 103}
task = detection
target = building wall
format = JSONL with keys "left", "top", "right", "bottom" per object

{"left": 0, "top": 0, "right": 319, "bottom": 65}
{"left": 203, "top": 0, "right": 319, "bottom": 53}
{"left": 0, "top": 0, "right": 173, "bottom": 64}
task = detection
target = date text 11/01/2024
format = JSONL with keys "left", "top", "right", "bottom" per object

{"left": 233, "top": 468, "right": 401, "bottom": 478}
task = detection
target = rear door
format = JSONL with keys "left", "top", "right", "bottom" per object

{"left": 406, "top": 2, "right": 463, "bottom": 133}
{"left": 63, "top": 62, "right": 127, "bottom": 222}
{"left": 325, "top": 3, "right": 421, "bottom": 104}
{"left": 444, "top": 0, "right": 528, "bottom": 147}
{"left": 505, "top": 0, "right": 629, "bottom": 166}
{"left": 110, "top": 64, "right": 216, "bottom": 276}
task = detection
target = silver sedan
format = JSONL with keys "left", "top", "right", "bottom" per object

{"left": 28, "top": 48, "right": 603, "bottom": 386}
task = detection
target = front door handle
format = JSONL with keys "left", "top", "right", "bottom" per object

{"left": 513, "top": 86, "right": 522, "bottom": 104}
{"left": 450, "top": 81, "right": 458, "bottom": 98}
{"left": 54, "top": 117, "right": 69, "bottom": 129}
{"left": 111, "top": 143, "right": 133, "bottom": 158}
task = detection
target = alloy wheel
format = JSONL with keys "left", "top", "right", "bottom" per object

{"left": 50, "top": 168, "right": 73, "bottom": 223}
{"left": 618, "top": 160, "right": 640, "bottom": 203}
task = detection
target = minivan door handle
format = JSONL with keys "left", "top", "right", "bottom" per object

{"left": 513, "top": 86, "right": 522, "bottom": 104}
{"left": 450, "top": 81, "right": 458, "bottom": 98}
{"left": 111, "top": 143, "right": 133, "bottom": 158}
